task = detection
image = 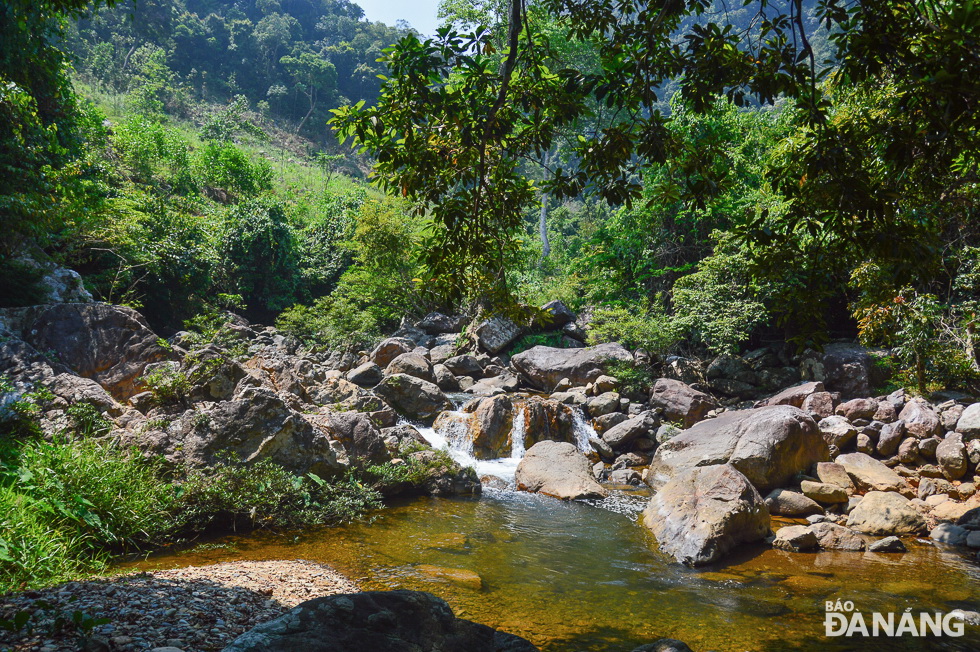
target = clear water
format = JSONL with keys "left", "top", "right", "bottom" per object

{"left": 124, "top": 403, "right": 980, "bottom": 651}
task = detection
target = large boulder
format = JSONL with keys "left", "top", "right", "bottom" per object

{"left": 955, "top": 402, "right": 980, "bottom": 440}
{"left": 515, "top": 440, "right": 608, "bottom": 499}
{"left": 375, "top": 374, "right": 453, "bottom": 422}
{"left": 417, "top": 312, "right": 467, "bottom": 334}
{"left": 835, "top": 452, "right": 912, "bottom": 495}
{"left": 370, "top": 338, "right": 414, "bottom": 369}
{"left": 134, "top": 386, "right": 345, "bottom": 477}
{"left": 540, "top": 300, "right": 576, "bottom": 328}
{"left": 646, "top": 405, "right": 827, "bottom": 492}
{"left": 603, "top": 411, "right": 659, "bottom": 451}
{"left": 23, "top": 303, "right": 169, "bottom": 399}
{"left": 314, "top": 411, "right": 390, "bottom": 465}
{"left": 511, "top": 343, "right": 632, "bottom": 392}
{"left": 898, "top": 398, "right": 941, "bottom": 439}
{"left": 809, "top": 522, "right": 866, "bottom": 551}
{"left": 764, "top": 488, "right": 823, "bottom": 517}
{"left": 800, "top": 342, "right": 872, "bottom": 399}
{"left": 224, "top": 590, "right": 538, "bottom": 652}
{"left": 346, "top": 362, "right": 384, "bottom": 387}
{"left": 474, "top": 316, "right": 523, "bottom": 354}
{"left": 385, "top": 352, "right": 434, "bottom": 383}
{"left": 846, "top": 491, "right": 927, "bottom": 535}
{"left": 434, "top": 395, "right": 514, "bottom": 459}
{"left": 754, "top": 381, "right": 825, "bottom": 409}
{"left": 648, "top": 379, "right": 717, "bottom": 428}
{"left": 516, "top": 396, "right": 577, "bottom": 449}
{"left": 643, "top": 464, "right": 770, "bottom": 566}
{"left": 936, "top": 432, "right": 969, "bottom": 480}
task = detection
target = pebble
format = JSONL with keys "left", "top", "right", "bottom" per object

{"left": 0, "top": 560, "right": 358, "bottom": 651}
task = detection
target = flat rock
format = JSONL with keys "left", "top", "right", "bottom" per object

{"left": 800, "top": 480, "right": 849, "bottom": 504}
{"left": 511, "top": 343, "right": 632, "bottom": 392}
{"left": 516, "top": 441, "right": 608, "bottom": 500}
{"left": 868, "top": 536, "right": 907, "bottom": 553}
{"left": 648, "top": 378, "right": 718, "bottom": 428}
{"left": 765, "top": 488, "right": 824, "bottom": 516}
{"left": 846, "top": 491, "right": 927, "bottom": 535}
{"left": 835, "top": 452, "right": 912, "bottom": 495}
{"left": 773, "top": 525, "right": 818, "bottom": 551}
{"left": 809, "top": 522, "right": 866, "bottom": 550}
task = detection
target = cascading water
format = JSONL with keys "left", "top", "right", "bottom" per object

{"left": 413, "top": 397, "right": 596, "bottom": 485}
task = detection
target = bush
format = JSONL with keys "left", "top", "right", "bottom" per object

{"left": 193, "top": 142, "right": 272, "bottom": 197}
{"left": 587, "top": 304, "right": 682, "bottom": 355}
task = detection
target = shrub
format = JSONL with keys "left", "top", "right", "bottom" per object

{"left": 193, "top": 142, "right": 272, "bottom": 197}
{"left": 587, "top": 304, "right": 682, "bottom": 355}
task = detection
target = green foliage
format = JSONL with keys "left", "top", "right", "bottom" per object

{"left": 114, "top": 115, "right": 194, "bottom": 190}
{"left": 193, "top": 142, "right": 272, "bottom": 197}
{"left": 672, "top": 239, "right": 770, "bottom": 355}
{"left": 362, "top": 443, "right": 470, "bottom": 494}
{"left": 604, "top": 359, "right": 656, "bottom": 398}
{"left": 0, "top": 257, "right": 49, "bottom": 307}
{"left": 140, "top": 365, "right": 191, "bottom": 406}
{"left": 176, "top": 459, "right": 382, "bottom": 532}
{"left": 587, "top": 305, "right": 681, "bottom": 356}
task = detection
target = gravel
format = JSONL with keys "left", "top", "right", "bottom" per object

{"left": 0, "top": 560, "right": 359, "bottom": 651}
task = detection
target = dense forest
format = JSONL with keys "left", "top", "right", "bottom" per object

{"left": 2, "top": 0, "right": 979, "bottom": 392}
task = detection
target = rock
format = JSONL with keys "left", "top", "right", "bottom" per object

{"left": 876, "top": 420, "right": 906, "bottom": 456}
{"left": 918, "top": 436, "right": 941, "bottom": 459}
{"left": 764, "top": 489, "right": 824, "bottom": 516}
{"left": 817, "top": 415, "right": 858, "bottom": 449}
{"left": 936, "top": 432, "right": 968, "bottom": 480}
{"left": 647, "top": 405, "right": 827, "bottom": 492}
{"left": 941, "top": 403, "right": 964, "bottom": 432}
{"left": 846, "top": 492, "right": 927, "bottom": 535}
{"left": 345, "top": 362, "right": 383, "bottom": 387}
{"left": 22, "top": 303, "right": 169, "bottom": 399}
{"left": 800, "top": 480, "right": 848, "bottom": 504}
{"left": 474, "top": 316, "right": 523, "bottom": 354}
{"left": 815, "top": 462, "right": 856, "bottom": 494}
{"left": 381, "top": 424, "right": 429, "bottom": 451}
{"left": 798, "top": 391, "right": 834, "bottom": 419}
{"left": 407, "top": 449, "right": 482, "bottom": 497}
{"left": 897, "top": 437, "right": 919, "bottom": 464}
{"left": 967, "top": 531, "right": 980, "bottom": 548}
{"left": 443, "top": 355, "right": 484, "bottom": 379}
{"left": 385, "top": 352, "right": 433, "bottom": 383}
{"left": 609, "top": 468, "right": 642, "bottom": 485}
{"left": 835, "top": 452, "right": 912, "bottom": 495}
{"left": 754, "top": 381, "right": 825, "bottom": 409}
{"left": 930, "top": 522, "right": 969, "bottom": 546}
{"left": 630, "top": 639, "right": 695, "bottom": 652}
{"left": 809, "top": 522, "right": 866, "bottom": 550}
{"left": 134, "top": 386, "right": 344, "bottom": 477}
{"left": 441, "top": 395, "right": 514, "bottom": 459}
{"left": 374, "top": 374, "right": 452, "bottom": 422}
{"left": 515, "top": 397, "right": 578, "bottom": 450}
{"left": 511, "top": 343, "right": 632, "bottom": 392}
{"left": 369, "top": 338, "right": 414, "bottom": 369}
{"left": 642, "top": 464, "right": 770, "bottom": 566}
{"left": 431, "top": 364, "right": 461, "bottom": 392}
{"left": 223, "top": 590, "right": 538, "bottom": 652}
{"left": 586, "top": 391, "right": 620, "bottom": 417}
{"left": 836, "top": 398, "right": 878, "bottom": 421}
{"left": 540, "top": 300, "right": 576, "bottom": 328}
{"left": 417, "top": 312, "right": 467, "bottom": 334}
{"left": 42, "top": 373, "right": 122, "bottom": 416}
{"left": 515, "top": 441, "right": 608, "bottom": 500}
{"left": 603, "top": 411, "right": 659, "bottom": 451}
{"left": 800, "top": 342, "right": 872, "bottom": 399}
{"left": 317, "top": 411, "right": 389, "bottom": 465}
{"left": 593, "top": 412, "right": 629, "bottom": 434}
{"left": 898, "top": 397, "right": 941, "bottom": 439}
{"left": 872, "top": 400, "right": 897, "bottom": 423}
{"left": 956, "top": 402, "right": 980, "bottom": 440}
{"left": 868, "top": 536, "right": 907, "bottom": 553}
{"left": 855, "top": 432, "right": 874, "bottom": 455}
{"left": 648, "top": 378, "right": 718, "bottom": 428}
{"left": 773, "top": 525, "right": 818, "bottom": 551}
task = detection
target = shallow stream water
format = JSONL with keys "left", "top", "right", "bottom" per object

{"left": 125, "top": 406, "right": 980, "bottom": 651}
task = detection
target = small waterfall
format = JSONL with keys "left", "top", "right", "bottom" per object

{"left": 571, "top": 407, "right": 597, "bottom": 452}
{"left": 510, "top": 402, "right": 527, "bottom": 459}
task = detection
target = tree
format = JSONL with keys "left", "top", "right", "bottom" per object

{"left": 280, "top": 50, "right": 337, "bottom": 133}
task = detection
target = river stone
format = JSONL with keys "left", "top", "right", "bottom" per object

{"left": 431, "top": 364, "right": 461, "bottom": 392}
{"left": 956, "top": 402, "right": 980, "bottom": 440}
{"left": 643, "top": 463, "right": 770, "bottom": 566}
{"left": 511, "top": 343, "right": 632, "bottom": 392}
{"left": 899, "top": 398, "right": 941, "bottom": 438}
{"left": 868, "top": 536, "right": 907, "bottom": 553}
{"left": 877, "top": 420, "right": 906, "bottom": 456}
{"left": 223, "top": 590, "right": 538, "bottom": 652}
{"left": 517, "top": 396, "right": 577, "bottom": 449}
{"left": 754, "top": 381, "right": 825, "bottom": 409}
{"left": 646, "top": 405, "right": 827, "bottom": 492}
{"left": 369, "top": 337, "right": 414, "bottom": 369}
{"left": 817, "top": 415, "right": 858, "bottom": 449}
{"left": 540, "top": 300, "right": 576, "bottom": 328}
{"left": 764, "top": 489, "right": 824, "bottom": 516}
{"left": 374, "top": 374, "right": 452, "bottom": 422}
{"left": 836, "top": 398, "right": 878, "bottom": 421}
{"left": 442, "top": 354, "right": 483, "bottom": 379}
{"left": 937, "top": 432, "right": 969, "bottom": 480}
{"left": 474, "top": 316, "right": 523, "bottom": 354}
{"left": 648, "top": 378, "right": 718, "bottom": 428}
{"left": 594, "top": 411, "right": 629, "bottom": 434}
{"left": 800, "top": 342, "right": 872, "bottom": 399}
{"left": 417, "top": 312, "right": 467, "bottom": 334}
{"left": 846, "top": 491, "right": 927, "bottom": 535}
{"left": 815, "top": 462, "right": 856, "bottom": 494}
{"left": 930, "top": 522, "right": 969, "bottom": 546}
{"left": 345, "top": 362, "right": 383, "bottom": 387}
{"left": 516, "top": 440, "right": 608, "bottom": 500}
{"left": 316, "top": 411, "right": 389, "bottom": 465}
{"left": 800, "top": 480, "right": 849, "bottom": 504}
{"left": 463, "top": 395, "right": 514, "bottom": 459}
{"left": 603, "top": 411, "right": 658, "bottom": 451}
{"left": 773, "top": 525, "right": 818, "bottom": 552}
{"left": 809, "top": 522, "right": 866, "bottom": 551}
{"left": 587, "top": 391, "right": 620, "bottom": 417}
{"left": 23, "top": 303, "right": 170, "bottom": 399}
{"left": 918, "top": 436, "right": 941, "bottom": 460}
{"left": 835, "top": 452, "right": 912, "bottom": 495}
{"left": 801, "top": 391, "right": 835, "bottom": 419}
{"left": 385, "top": 352, "right": 433, "bottom": 383}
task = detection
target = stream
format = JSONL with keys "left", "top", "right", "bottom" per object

{"left": 126, "top": 404, "right": 980, "bottom": 652}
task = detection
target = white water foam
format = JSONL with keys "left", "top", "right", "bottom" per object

{"left": 571, "top": 406, "right": 597, "bottom": 451}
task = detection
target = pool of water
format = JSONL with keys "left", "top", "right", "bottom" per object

{"left": 127, "top": 488, "right": 980, "bottom": 652}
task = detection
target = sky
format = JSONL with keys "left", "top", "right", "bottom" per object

{"left": 356, "top": 0, "right": 442, "bottom": 36}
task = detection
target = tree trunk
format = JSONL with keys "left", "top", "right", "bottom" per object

{"left": 538, "top": 149, "right": 551, "bottom": 263}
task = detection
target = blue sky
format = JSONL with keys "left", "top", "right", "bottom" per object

{"left": 356, "top": 0, "right": 442, "bottom": 36}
